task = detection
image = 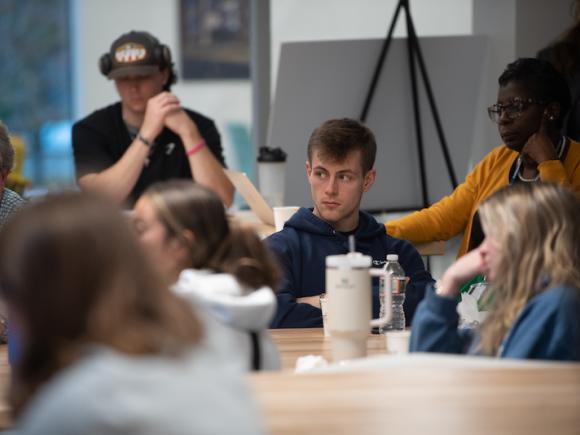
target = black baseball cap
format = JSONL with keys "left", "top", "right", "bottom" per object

{"left": 106, "top": 31, "right": 164, "bottom": 79}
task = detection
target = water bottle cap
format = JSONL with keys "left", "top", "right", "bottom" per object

{"left": 326, "top": 252, "right": 372, "bottom": 269}
{"left": 386, "top": 254, "right": 399, "bottom": 261}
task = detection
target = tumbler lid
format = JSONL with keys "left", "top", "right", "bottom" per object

{"left": 326, "top": 252, "right": 371, "bottom": 269}
{"left": 257, "top": 146, "right": 287, "bottom": 162}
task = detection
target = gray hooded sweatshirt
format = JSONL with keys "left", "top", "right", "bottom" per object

{"left": 9, "top": 345, "right": 265, "bottom": 435}
{"left": 173, "top": 269, "right": 281, "bottom": 371}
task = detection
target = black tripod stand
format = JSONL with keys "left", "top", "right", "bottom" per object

{"left": 360, "top": 0, "right": 458, "bottom": 209}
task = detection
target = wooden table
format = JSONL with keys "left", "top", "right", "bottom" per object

{"left": 0, "top": 346, "right": 10, "bottom": 428}
{"left": 249, "top": 328, "right": 580, "bottom": 435}
{"left": 3, "top": 332, "right": 579, "bottom": 435}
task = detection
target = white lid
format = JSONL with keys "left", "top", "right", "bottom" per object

{"left": 326, "top": 252, "right": 372, "bottom": 269}
{"left": 386, "top": 254, "right": 399, "bottom": 261}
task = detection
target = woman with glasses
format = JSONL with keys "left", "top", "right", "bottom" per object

{"left": 410, "top": 183, "right": 580, "bottom": 361}
{"left": 386, "top": 58, "right": 580, "bottom": 258}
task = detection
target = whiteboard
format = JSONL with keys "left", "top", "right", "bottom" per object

{"left": 267, "top": 35, "right": 489, "bottom": 211}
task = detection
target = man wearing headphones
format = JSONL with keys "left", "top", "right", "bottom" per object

{"left": 72, "top": 31, "right": 234, "bottom": 207}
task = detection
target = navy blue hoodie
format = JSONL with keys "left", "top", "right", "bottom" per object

{"left": 266, "top": 208, "right": 434, "bottom": 328}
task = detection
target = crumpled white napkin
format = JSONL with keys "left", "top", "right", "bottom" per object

{"left": 457, "top": 293, "right": 488, "bottom": 327}
{"left": 294, "top": 355, "right": 329, "bottom": 373}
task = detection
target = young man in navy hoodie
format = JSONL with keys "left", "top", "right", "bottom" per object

{"left": 266, "top": 118, "right": 434, "bottom": 328}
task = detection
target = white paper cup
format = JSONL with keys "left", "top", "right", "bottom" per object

{"left": 258, "top": 162, "right": 286, "bottom": 207}
{"left": 385, "top": 330, "right": 411, "bottom": 355}
{"left": 273, "top": 206, "right": 300, "bottom": 232}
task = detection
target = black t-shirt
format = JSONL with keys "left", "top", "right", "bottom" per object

{"left": 72, "top": 102, "right": 226, "bottom": 206}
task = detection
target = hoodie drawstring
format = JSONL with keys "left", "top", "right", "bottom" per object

{"left": 250, "top": 332, "right": 261, "bottom": 371}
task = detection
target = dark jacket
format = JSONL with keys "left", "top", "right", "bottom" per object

{"left": 410, "top": 284, "right": 580, "bottom": 361}
{"left": 266, "top": 208, "right": 434, "bottom": 328}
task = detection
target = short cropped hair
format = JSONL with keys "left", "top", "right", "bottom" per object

{"left": 498, "top": 58, "right": 571, "bottom": 126}
{"left": 0, "top": 122, "right": 14, "bottom": 174}
{"left": 307, "top": 118, "right": 377, "bottom": 174}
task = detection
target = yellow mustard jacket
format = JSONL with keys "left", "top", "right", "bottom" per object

{"left": 386, "top": 139, "right": 580, "bottom": 257}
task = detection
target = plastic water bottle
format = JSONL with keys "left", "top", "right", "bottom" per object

{"left": 379, "top": 254, "right": 406, "bottom": 332}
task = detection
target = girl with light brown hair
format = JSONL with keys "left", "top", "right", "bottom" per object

{"left": 410, "top": 183, "right": 580, "bottom": 360}
{"left": 0, "top": 192, "right": 264, "bottom": 434}
{"left": 133, "top": 180, "right": 281, "bottom": 371}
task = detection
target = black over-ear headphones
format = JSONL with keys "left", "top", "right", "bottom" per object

{"left": 98, "top": 33, "right": 172, "bottom": 77}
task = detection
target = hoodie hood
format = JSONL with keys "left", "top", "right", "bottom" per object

{"left": 173, "top": 269, "right": 277, "bottom": 331}
{"left": 285, "top": 207, "right": 386, "bottom": 241}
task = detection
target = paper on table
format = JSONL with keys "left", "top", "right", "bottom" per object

{"left": 273, "top": 206, "right": 300, "bottom": 232}
{"left": 457, "top": 290, "right": 489, "bottom": 327}
{"left": 295, "top": 355, "right": 329, "bottom": 373}
{"left": 225, "top": 169, "right": 275, "bottom": 226}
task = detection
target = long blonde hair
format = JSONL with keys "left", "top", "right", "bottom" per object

{"left": 477, "top": 183, "right": 580, "bottom": 356}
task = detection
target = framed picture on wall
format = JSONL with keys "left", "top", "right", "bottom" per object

{"left": 180, "top": 0, "right": 250, "bottom": 79}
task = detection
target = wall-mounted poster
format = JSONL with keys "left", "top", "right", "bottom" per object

{"left": 180, "top": 0, "right": 250, "bottom": 79}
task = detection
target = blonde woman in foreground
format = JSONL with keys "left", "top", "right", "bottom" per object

{"left": 410, "top": 183, "right": 580, "bottom": 361}
{"left": 0, "top": 192, "right": 264, "bottom": 435}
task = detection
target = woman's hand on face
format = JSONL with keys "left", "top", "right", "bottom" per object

{"left": 437, "top": 247, "right": 486, "bottom": 298}
{"left": 521, "top": 115, "right": 558, "bottom": 165}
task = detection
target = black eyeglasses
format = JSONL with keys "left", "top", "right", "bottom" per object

{"left": 487, "top": 98, "right": 545, "bottom": 123}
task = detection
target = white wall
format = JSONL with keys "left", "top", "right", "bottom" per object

{"left": 270, "top": 0, "right": 473, "bottom": 96}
